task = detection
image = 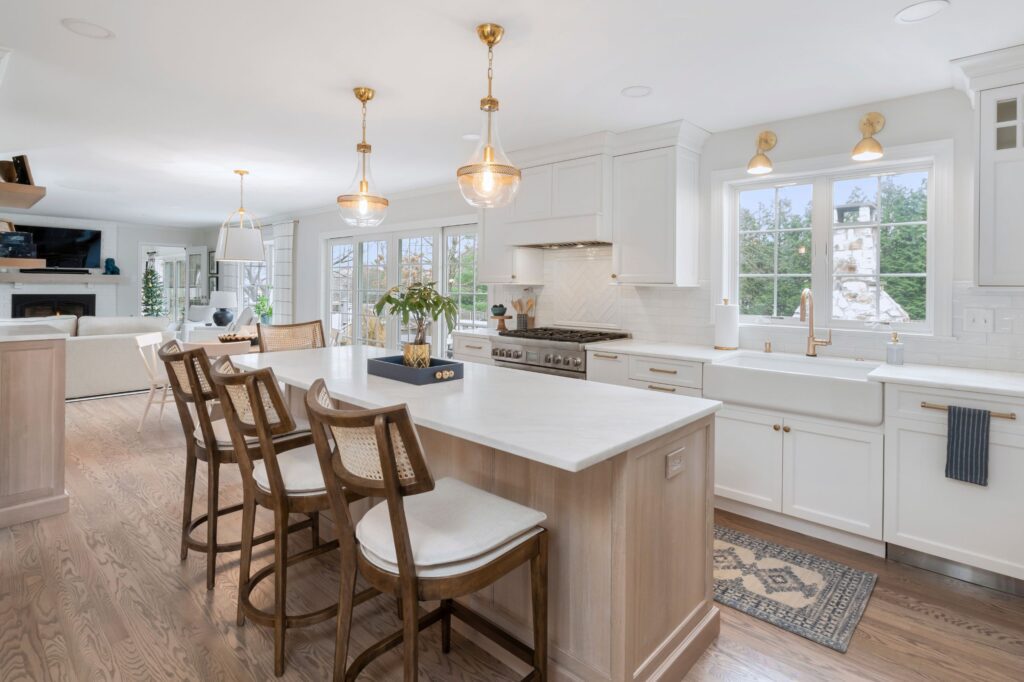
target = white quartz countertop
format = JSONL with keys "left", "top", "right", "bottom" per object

{"left": 235, "top": 345, "right": 720, "bottom": 472}
{"left": 585, "top": 339, "right": 741, "bottom": 363}
{"left": 0, "top": 324, "right": 68, "bottom": 342}
{"left": 868, "top": 363, "right": 1024, "bottom": 399}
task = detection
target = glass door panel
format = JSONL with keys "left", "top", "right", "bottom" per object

{"left": 398, "top": 234, "right": 435, "bottom": 345}
{"left": 357, "top": 239, "right": 388, "bottom": 347}
{"left": 327, "top": 239, "right": 354, "bottom": 345}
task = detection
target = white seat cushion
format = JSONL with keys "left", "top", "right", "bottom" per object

{"left": 252, "top": 444, "right": 326, "bottom": 496}
{"left": 194, "top": 415, "right": 310, "bottom": 448}
{"left": 356, "top": 478, "right": 546, "bottom": 572}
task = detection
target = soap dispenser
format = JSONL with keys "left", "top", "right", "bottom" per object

{"left": 887, "top": 331, "right": 904, "bottom": 366}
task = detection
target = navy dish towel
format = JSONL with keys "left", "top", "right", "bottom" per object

{"left": 945, "top": 406, "right": 990, "bottom": 487}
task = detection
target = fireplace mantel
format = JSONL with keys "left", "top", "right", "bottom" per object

{"left": 0, "top": 272, "right": 128, "bottom": 285}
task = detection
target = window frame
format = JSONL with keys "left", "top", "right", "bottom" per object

{"left": 714, "top": 141, "right": 953, "bottom": 338}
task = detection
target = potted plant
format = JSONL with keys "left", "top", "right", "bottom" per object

{"left": 374, "top": 281, "right": 458, "bottom": 368}
{"left": 253, "top": 293, "right": 273, "bottom": 324}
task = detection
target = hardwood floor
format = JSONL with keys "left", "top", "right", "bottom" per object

{"left": 2, "top": 392, "right": 1022, "bottom": 680}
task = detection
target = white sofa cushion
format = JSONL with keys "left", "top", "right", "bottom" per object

{"left": 65, "top": 330, "right": 175, "bottom": 399}
{"left": 356, "top": 477, "right": 547, "bottom": 569}
{"left": 77, "top": 315, "right": 170, "bottom": 337}
{"left": 251, "top": 444, "right": 325, "bottom": 496}
{"left": 193, "top": 415, "right": 311, "bottom": 448}
{"left": 0, "top": 315, "right": 77, "bottom": 335}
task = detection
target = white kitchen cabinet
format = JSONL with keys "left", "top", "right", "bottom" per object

{"left": 978, "top": 82, "right": 1024, "bottom": 285}
{"left": 551, "top": 156, "right": 604, "bottom": 217}
{"left": 884, "top": 384, "right": 1024, "bottom": 579}
{"left": 478, "top": 207, "right": 544, "bottom": 285}
{"left": 782, "top": 417, "right": 883, "bottom": 539}
{"left": 715, "top": 406, "right": 784, "bottom": 511}
{"left": 452, "top": 334, "right": 493, "bottom": 365}
{"left": 611, "top": 146, "right": 699, "bottom": 286}
{"left": 510, "top": 165, "right": 553, "bottom": 223}
{"left": 625, "top": 379, "right": 701, "bottom": 398}
{"left": 586, "top": 349, "right": 628, "bottom": 385}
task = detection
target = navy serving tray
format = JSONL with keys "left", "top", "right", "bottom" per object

{"left": 367, "top": 355, "right": 464, "bottom": 385}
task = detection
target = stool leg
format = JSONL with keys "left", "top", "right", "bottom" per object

{"left": 180, "top": 447, "right": 198, "bottom": 561}
{"left": 400, "top": 583, "right": 419, "bottom": 681}
{"left": 273, "top": 507, "right": 289, "bottom": 677}
{"left": 138, "top": 386, "right": 156, "bottom": 432}
{"left": 205, "top": 459, "right": 220, "bottom": 590}
{"left": 441, "top": 599, "right": 453, "bottom": 654}
{"left": 332, "top": 553, "right": 358, "bottom": 682}
{"left": 236, "top": 494, "right": 256, "bottom": 627}
{"left": 530, "top": 533, "right": 549, "bottom": 681}
{"left": 310, "top": 511, "right": 320, "bottom": 549}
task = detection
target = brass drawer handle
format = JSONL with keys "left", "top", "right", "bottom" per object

{"left": 649, "top": 367, "right": 678, "bottom": 375}
{"left": 593, "top": 352, "right": 619, "bottom": 360}
{"left": 648, "top": 384, "right": 676, "bottom": 393}
{"left": 773, "top": 424, "right": 781, "bottom": 431}
{"left": 783, "top": 425, "right": 791, "bottom": 433}
{"left": 610, "top": 273, "right": 618, "bottom": 279}
{"left": 464, "top": 344, "right": 484, "bottom": 350}
{"left": 920, "top": 401, "right": 1017, "bottom": 421}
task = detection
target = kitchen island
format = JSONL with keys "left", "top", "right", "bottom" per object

{"left": 235, "top": 345, "right": 721, "bottom": 681}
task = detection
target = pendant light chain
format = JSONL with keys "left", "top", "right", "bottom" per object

{"left": 238, "top": 172, "right": 245, "bottom": 213}
{"left": 487, "top": 45, "right": 494, "bottom": 99}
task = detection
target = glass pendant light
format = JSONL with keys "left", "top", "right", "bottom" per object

{"left": 215, "top": 170, "right": 266, "bottom": 263}
{"left": 338, "top": 87, "right": 388, "bottom": 227}
{"left": 456, "top": 23, "right": 521, "bottom": 208}
{"left": 852, "top": 112, "right": 886, "bottom": 161}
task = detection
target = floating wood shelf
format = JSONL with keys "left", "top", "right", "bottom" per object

{"left": 0, "top": 257, "right": 47, "bottom": 268}
{"left": 0, "top": 272, "right": 128, "bottom": 285}
{"left": 0, "top": 183, "right": 46, "bottom": 209}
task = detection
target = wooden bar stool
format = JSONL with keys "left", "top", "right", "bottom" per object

{"left": 305, "top": 379, "right": 549, "bottom": 682}
{"left": 257, "top": 319, "right": 326, "bottom": 352}
{"left": 210, "top": 358, "right": 374, "bottom": 677}
{"left": 158, "top": 340, "right": 314, "bottom": 590}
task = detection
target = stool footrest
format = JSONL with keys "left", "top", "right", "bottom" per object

{"left": 238, "top": 539, "right": 340, "bottom": 629}
{"left": 183, "top": 506, "right": 312, "bottom": 554}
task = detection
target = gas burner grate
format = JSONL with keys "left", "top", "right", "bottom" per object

{"left": 499, "top": 327, "right": 629, "bottom": 344}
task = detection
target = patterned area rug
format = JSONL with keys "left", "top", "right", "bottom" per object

{"left": 713, "top": 525, "right": 877, "bottom": 653}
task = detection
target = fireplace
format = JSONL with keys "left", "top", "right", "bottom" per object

{"left": 12, "top": 294, "right": 96, "bottom": 318}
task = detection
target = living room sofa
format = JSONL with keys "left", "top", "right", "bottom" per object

{"left": 0, "top": 315, "right": 174, "bottom": 399}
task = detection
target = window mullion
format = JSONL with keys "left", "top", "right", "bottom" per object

{"left": 811, "top": 176, "right": 830, "bottom": 326}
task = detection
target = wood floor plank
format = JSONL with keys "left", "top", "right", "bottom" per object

{"left": 4, "top": 394, "right": 1023, "bottom": 680}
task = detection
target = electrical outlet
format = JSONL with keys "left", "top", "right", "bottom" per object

{"left": 665, "top": 448, "right": 686, "bottom": 479}
{"left": 963, "top": 308, "right": 994, "bottom": 333}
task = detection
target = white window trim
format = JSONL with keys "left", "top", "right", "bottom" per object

{"left": 319, "top": 214, "right": 479, "bottom": 351}
{"left": 709, "top": 140, "right": 954, "bottom": 339}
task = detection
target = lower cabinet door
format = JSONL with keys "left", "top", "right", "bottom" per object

{"left": 715, "top": 406, "right": 783, "bottom": 511}
{"left": 782, "top": 417, "right": 883, "bottom": 539}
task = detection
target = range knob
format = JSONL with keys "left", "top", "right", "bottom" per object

{"left": 499, "top": 349, "right": 508, "bottom": 358}
{"left": 544, "top": 354, "right": 553, "bottom": 364}
{"left": 562, "top": 356, "right": 572, "bottom": 366}
{"left": 512, "top": 350, "right": 522, "bottom": 359}
{"left": 573, "top": 357, "right": 582, "bottom": 367}
{"left": 492, "top": 348, "right": 500, "bottom": 356}
{"left": 553, "top": 355, "right": 563, "bottom": 365}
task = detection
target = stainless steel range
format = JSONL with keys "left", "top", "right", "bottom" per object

{"left": 491, "top": 327, "right": 630, "bottom": 378}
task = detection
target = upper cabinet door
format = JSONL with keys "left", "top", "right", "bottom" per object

{"left": 979, "top": 83, "right": 1024, "bottom": 286}
{"left": 551, "top": 156, "right": 603, "bottom": 217}
{"left": 612, "top": 147, "right": 677, "bottom": 285}
{"left": 509, "top": 165, "right": 553, "bottom": 223}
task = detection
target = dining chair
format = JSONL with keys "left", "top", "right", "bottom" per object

{"left": 135, "top": 331, "right": 173, "bottom": 432}
{"left": 305, "top": 378, "right": 550, "bottom": 682}
{"left": 211, "top": 358, "right": 371, "bottom": 677}
{"left": 158, "top": 340, "right": 314, "bottom": 590}
{"left": 257, "top": 320, "right": 326, "bottom": 352}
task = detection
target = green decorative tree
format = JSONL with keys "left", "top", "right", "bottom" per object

{"left": 141, "top": 263, "right": 165, "bottom": 317}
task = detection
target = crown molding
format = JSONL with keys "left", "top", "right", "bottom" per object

{"left": 952, "top": 43, "right": 1024, "bottom": 108}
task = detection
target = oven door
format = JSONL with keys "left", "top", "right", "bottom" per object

{"left": 493, "top": 360, "right": 585, "bottom": 380}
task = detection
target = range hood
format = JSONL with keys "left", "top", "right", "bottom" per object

{"left": 521, "top": 240, "right": 611, "bottom": 250}
{"left": 505, "top": 212, "right": 612, "bottom": 248}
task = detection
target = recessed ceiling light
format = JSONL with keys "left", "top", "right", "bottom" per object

{"left": 462, "top": 133, "right": 480, "bottom": 141}
{"left": 620, "top": 85, "right": 653, "bottom": 98}
{"left": 894, "top": 0, "right": 950, "bottom": 24}
{"left": 60, "top": 18, "right": 116, "bottom": 40}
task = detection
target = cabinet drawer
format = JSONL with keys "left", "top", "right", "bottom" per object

{"left": 885, "top": 384, "right": 1024, "bottom": 436}
{"left": 626, "top": 379, "right": 701, "bottom": 397}
{"left": 453, "top": 336, "right": 492, "bottom": 360}
{"left": 587, "top": 350, "right": 628, "bottom": 385}
{"left": 628, "top": 356, "right": 702, "bottom": 389}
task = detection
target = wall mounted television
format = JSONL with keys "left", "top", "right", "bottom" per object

{"left": 18, "top": 225, "right": 102, "bottom": 269}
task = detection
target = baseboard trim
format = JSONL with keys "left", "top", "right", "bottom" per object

{"left": 715, "top": 497, "right": 886, "bottom": 558}
{"left": 0, "top": 491, "right": 69, "bottom": 528}
{"left": 648, "top": 605, "right": 720, "bottom": 682}
{"left": 888, "top": 544, "right": 1024, "bottom": 597}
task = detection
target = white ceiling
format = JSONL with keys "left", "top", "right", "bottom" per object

{"left": 1, "top": 0, "right": 1022, "bottom": 228}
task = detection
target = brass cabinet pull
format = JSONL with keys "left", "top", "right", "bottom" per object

{"left": 593, "top": 352, "right": 619, "bottom": 360}
{"left": 772, "top": 424, "right": 781, "bottom": 431}
{"left": 648, "top": 384, "right": 676, "bottom": 393}
{"left": 649, "top": 367, "right": 678, "bottom": 375}
{"left": 464, "top": 344, "right": 483, "bottom": 350}
{"left": 511, "top": 273, "right": 517, "bottom": 279}
{"left": 783, "top": 425, "right": 791, "bottom": 433}
{"left": 920, "top": 401, "right": 1016, "bottom": 420}
{"left": 611, "top": 273, "right": 618, "bottom": 279}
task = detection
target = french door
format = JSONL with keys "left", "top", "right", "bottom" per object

{"left": 325, "top": 223, "right": 484, "bottom": 353}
